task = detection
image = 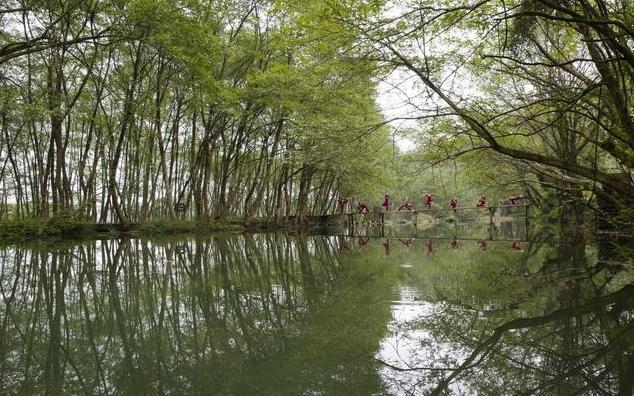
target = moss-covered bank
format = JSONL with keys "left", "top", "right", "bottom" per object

{"left": 0, "top": 216, "right": 337, "bottom": 244}
{"left": 0, "top": 217, "right": 244, "bottom": 243}
{"left": 0, "top": 217, "right": 94, "bottom": 241}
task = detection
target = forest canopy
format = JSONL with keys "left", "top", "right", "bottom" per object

{"left": 0, "top": 0, "right": 392, "bottom": 224}
{"left": 348, "top": 0, "right": 634, "bottom": 213}
{"left": 1, "top": 0, "right": 632, "bottom": 224}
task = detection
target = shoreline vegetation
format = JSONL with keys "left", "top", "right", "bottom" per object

{"left": 0, "top": 216, "right": 338, "bottom": 245}
{"left": 0, "top": 211, "right": 504, "bottom": 245}
{"left": 0, "top": 217, "right": 272, "bottom": 243}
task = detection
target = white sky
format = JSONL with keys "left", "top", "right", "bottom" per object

{"left": 376, "top": 70, "right": 421, "bottom": 152}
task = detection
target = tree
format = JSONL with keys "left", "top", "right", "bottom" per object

{"left": 330, "top": 0, "right": 634, "bottom": 209}
{"left": 0, "top": 0, "right": 393, "bottom": 223}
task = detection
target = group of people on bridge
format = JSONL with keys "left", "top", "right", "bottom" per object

{"left": 337, "top": 194, "right": 525, "bottom": 214}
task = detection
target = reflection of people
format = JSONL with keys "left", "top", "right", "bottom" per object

{"left": 358, "top": 236, "right": 370, "bottom": 247}
{"left": 383, "top": 239, "right": 390, "bottom": 255}
{"left": 477, "top": 239, "right": 487, "bottom": 251}
{"left": 476, "top": 195, "right": 486, "bottom": 208}
{"left": 450, "top": 197, "right": 458, "bottom": 212}
{"left": 423, "top": 194, "right": 433, "bottom": 209}
{"left": 337, "top": 197, "right": 349, "bottom": 213}
{"left": 382, "top": 194, "right": 390, "bottom": 211}
{"left": 356, "top": 201, "right": 370, "bottom": 214}
{"left": 508, "top": 196, "right": 523, "bottom": 206}
{"left": 397, "top": 199, "right": 413, "bottom": 211}
{"left": 339, "top": 240, "right": 350, "bottom": 252}
{"left": 451, "top": 237, "right": 458, "bottom": 249}
{"left": 398, "top": 238, "right": 414, "bottom": 248}
{"left": 426, "top": 240, "right": 434, "bottom": 255}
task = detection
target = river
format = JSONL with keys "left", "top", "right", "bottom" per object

{"left": 0, "top": 221, "right": 632, "bottom": 395}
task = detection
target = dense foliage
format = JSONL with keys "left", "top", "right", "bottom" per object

{"left": 1, "top": 0, "right": 632, "bottom": 226}
{"left": 344, "top": 0, "right": 634, "bottom": 220}
{"left": 0, "top": 0, "right": 392, "bottom": 224}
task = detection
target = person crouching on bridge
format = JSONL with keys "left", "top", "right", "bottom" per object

{"left": 356, "top": 201, "right": 370, "bottom": 214}
{"left": 397, "top": 198, "right": 413, "bottom": 211}
{"left": 449, "top": 197, "right": 458, "bottom": 212}
{"left": 423, "top": 193, "right": 434, "bottom": 209}
{"left": 476, "top": 195, "right": 486, "bottom": 208}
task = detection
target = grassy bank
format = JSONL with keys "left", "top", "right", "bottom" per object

{"left": 0, "top": 216, "right": 336, "bottom": 244}
{"left": 0, "top": 217, "right": 94, "bottom": 241}
{"left": 0, "top": 217, "right": 247, "bottom": 244}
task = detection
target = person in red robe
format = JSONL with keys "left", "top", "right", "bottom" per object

{"left": 477, "top": 239, "right": 487, "bottom": 250}
{"left": 449, "top": 197, "right": 458, "bottom": 212}
{"left": 508, "top": 196, "right": 523, "bottom": 206}
{"left": 338, "top": 237, "right": 350, "bottom": 252}
{"left": 399, "top": 238, "right": 414, "bottom": 248}
{"left": 426, "top": 240, "right": 434, "bottom": 255}
{"left": 476, "top": 195, "right": 486, "bottom": 208}
{"left": 356, "top": 201, "right": 370, "bottom": 214}
{"left": 423, "top": 194, "right": 433, "bottom": 209}
{"left": 397, "top": 199, "right": 413, "bottom": 211}
{"left": 382, "top": 194, "right": 390, "bottom": 211}
{"left": 337, "top": 197, "right": 349, "bottom": 213}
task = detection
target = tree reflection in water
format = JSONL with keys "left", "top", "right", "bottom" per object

{"left": 1, "top": 225, "right": 632, "bottom": 395}
{"left": 0, "top": 234, "right": 394, "bottom": 395}
{"left": 376, "top": 224, "right": 634, "bottom": 395}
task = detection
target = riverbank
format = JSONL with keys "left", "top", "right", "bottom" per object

{"left": 0, "top": 216, "right": 337, "bottom": 245}
{"left": 0, "top": 217, "right": 231, "bottom": 243}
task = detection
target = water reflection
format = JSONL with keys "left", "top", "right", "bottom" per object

{"left": 0, "top": 235, "right": 393, "bottom": 395}
{"left": 375, "top": 225, "right": 634, "bottom": 395}
{"left": 0, "top": 224, "right": 632, "bottom": 395}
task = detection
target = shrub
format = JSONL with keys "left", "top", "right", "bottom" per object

{"left": 0, "top": 216, "right": 92, "bottom": 240}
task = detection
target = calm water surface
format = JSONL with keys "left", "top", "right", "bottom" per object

{"left": 0, "top": 222, "right": 632, "bottom": 395}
